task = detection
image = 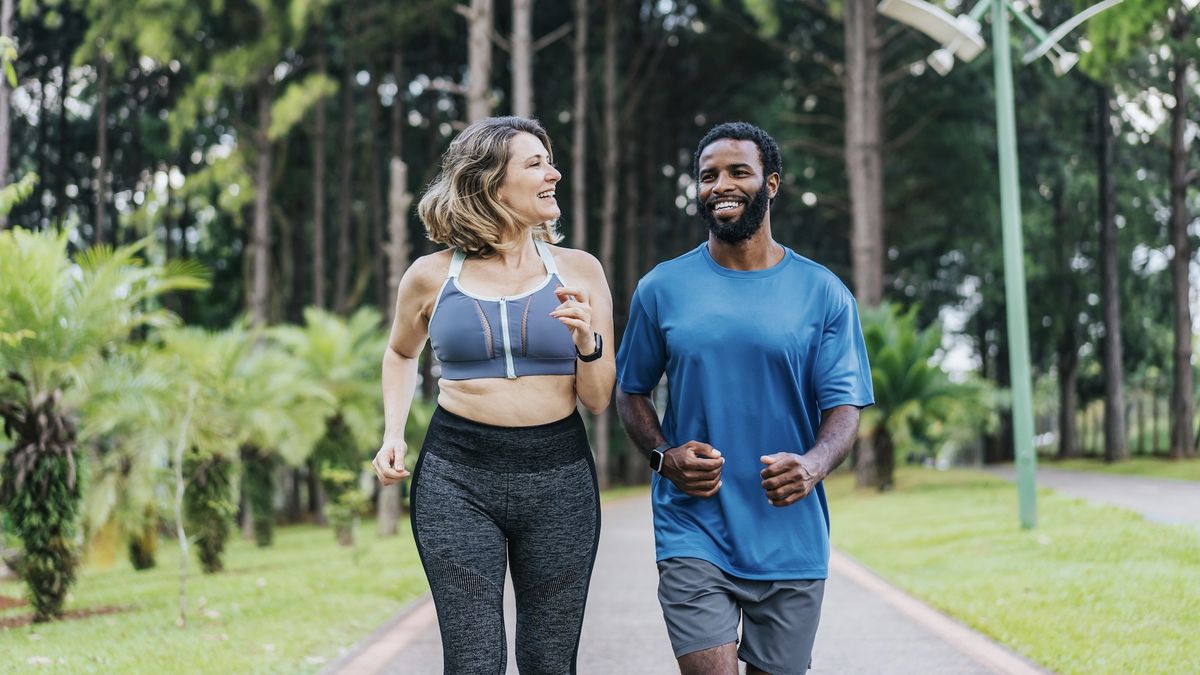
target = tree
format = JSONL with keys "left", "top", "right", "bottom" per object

{"left": 0, "top": 0, "right": 15, "bottom": 230}
{"left": 466, "top": 0, "right": 493, "bottom": 122}
{"left": 0, "top": 228, "right": 206, "bottom": 620}
{"left": 858, "top": 304, "right": 996, "bottom": 490}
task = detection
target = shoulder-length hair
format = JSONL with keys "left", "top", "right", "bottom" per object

{"left": 418, "top": 116, "right": 563, "bottom": 257}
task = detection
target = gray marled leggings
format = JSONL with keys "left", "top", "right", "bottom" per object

{"left": 410, "top": 406, "right": 600, "bottom": 674}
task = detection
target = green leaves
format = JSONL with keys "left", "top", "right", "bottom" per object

{"left": 268, "top": 72, "right": 338, "bottom": 141}
{"left": 860, "top": 303, "right": 998, "bottom": 459}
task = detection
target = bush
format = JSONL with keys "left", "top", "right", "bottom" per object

{"left": 241, "top": 447, "right": 277, "bottom": 547}
{"left": 0, "top": 385, "right": 82, "bottom": 621}
{"left": 183, "top": 453, "right": 235, "bottom": 573}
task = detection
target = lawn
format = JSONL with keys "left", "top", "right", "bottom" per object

{"left": 0, "top": 520, "right": 426, "bottom": 673}
{"left": 1038, "top": 456, "right": 1200, "bottom": 482}
{"left": 826, "top": 467, "right": 1200, "bottom": 674}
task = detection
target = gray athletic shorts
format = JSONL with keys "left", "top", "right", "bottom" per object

{"left": 657, "top": 556, "right": 825, "bottom": 674}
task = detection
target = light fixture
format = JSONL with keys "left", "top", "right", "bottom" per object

{"left": 878, "top": 0, "right": 986, "bottom": 62}
{"left": 1022, "top": 0, "right": 1124, "bottom": 64}
{"left": 927, "top": 47, "right": 957, "bottom": 75}
{"left": 1046, "top": 46, "right": 1080, "bottom": 76}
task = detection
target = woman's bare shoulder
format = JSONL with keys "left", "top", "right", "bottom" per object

{"left": 547, "top": 244, "right": 603, "bottom": 277}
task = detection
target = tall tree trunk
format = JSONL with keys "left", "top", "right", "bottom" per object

{"left": 1152, "top": 375, "right": 1162, "bottom": 455}
{"left": 251, "top": 80, "right": 273, "bottom": 326}
{"left": 844, "top": 0, "right": 883, "bottom": 489}
{"left": 334, "top": 26, "right": 356, "bottom": 316}
{"left": 386, "top": 46, "right": 412, "bottom": 324}
{"left": 0, "top": 0, "right": 12, "bottom": 230}
{"left": 1096, "top": 84, "right": 1126, "bottom": 462}
{"left": 592, "top": 0, "right": 620, "bottom": 490}
{"left": 1057, "top": 341, "right": 1080, "bottom": 459}
{"left": 312, "top": 39, "right": 329, "bottom": 309}
{"left": 94, "top": 57, "right": 109, "bottom": 245}
{"left": 512, "top": 0, "right": 533, "bottom": 117}
{"left": 467, "top": 0, "right": 493, "bottom": 122}
{"left": 368, "top": 66, "right": 388, "bottom": 316}
{"left": 1053, "top": 176, "right": 1080, "bottom": 459}
{"left": 843, "top": 0, "right": 884, "bottom": 306}
{"left": 1167, "top": 13, "right": 1195, "bottom": 459}
{"left": 570, "top": 0, "right": 588, "bottom": 250}
{"left": 1135, "top": 387, "right": 1145, "bottom": 455}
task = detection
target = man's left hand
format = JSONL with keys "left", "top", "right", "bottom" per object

{"left": 759, "top": 453, "right": 822, "bottom": 507}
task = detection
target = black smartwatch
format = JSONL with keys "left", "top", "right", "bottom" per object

{"left": 648, "top": 443, "right": 670, "bottom": 473}
{"left": 576, "top": 332, "right": 603, "bottom": 362}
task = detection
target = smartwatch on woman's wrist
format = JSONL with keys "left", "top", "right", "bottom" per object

{"left": 576, "top": 332, "right": 603, "bottom": 362}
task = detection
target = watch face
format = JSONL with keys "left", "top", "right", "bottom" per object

{"left": 650, "top": 450, "right": 664, "bottom": 473}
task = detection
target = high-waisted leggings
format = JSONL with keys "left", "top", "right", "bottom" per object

{"left": 410, "top": 406, "right": 601, "bottom": 674}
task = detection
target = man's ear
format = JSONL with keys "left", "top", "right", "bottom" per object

{"left": 767, "top": 172, "right": 781, "bottom": 199}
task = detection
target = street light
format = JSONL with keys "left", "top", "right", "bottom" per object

{"left": 877, "top": 0, "right": 1124, "bottom": 529}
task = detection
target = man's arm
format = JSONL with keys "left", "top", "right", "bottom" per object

{"left": 759, "top": 405, "right": 861, "bottom": 507}
{"left": 615, "top": 389, "right": 724, "bottom": 498}
{"left": 614, "top": 390, "right": 667, "bottom": 459}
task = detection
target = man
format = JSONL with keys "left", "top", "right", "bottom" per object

{"left": 615, "top": 122, "right": 874, "bottom": 675}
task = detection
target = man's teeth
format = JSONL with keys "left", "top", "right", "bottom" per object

{"left": 538, "top": 190, "right": 556, "bottom": 198}
{"left": 713, "top": 201, "right": 741, "bottom": 211}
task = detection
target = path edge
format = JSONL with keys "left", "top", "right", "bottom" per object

{"left": 829, "top": 547, "right": 1050, "bottom": 675}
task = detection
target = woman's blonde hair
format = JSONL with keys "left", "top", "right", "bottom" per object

{"left": 418, "top": 116, "right": 563, "bottom": 257}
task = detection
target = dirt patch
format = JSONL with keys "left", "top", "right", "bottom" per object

{"left": 0, "top": 604, "right": 132, "bottom": 629}
{"left": 0, "top": 595, "right": 28, "bottom": 610}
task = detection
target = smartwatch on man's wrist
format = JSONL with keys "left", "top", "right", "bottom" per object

{"left": 648, "top": 443, "right": 670, "bottom": 473}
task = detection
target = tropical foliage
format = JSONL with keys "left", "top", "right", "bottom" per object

{"left": 0, "top": 227, "right": 207, "bottom": 620}
{"left": 859, "top": 304, "right": 998, "bottom": 491}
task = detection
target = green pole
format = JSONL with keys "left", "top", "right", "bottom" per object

{"left": 991, "top": 0, "right": 1038, "bottom": 528}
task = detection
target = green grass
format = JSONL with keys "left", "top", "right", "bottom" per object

{"left": 1040, "top": 457, "right": 1200, "bottom": 482}
{"left": 826, "top": 468, "right": 1200, "bottom": 674}
{"left": 0, "top": 520, "right": 426, "bottom": 674}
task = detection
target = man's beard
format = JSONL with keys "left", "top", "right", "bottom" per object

{"left": 699, "top": 186, "right": 770, "bottom": 244}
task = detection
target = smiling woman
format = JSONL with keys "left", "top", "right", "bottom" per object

{"left": 370, "top": 116, "right": 616, "bottom": 674}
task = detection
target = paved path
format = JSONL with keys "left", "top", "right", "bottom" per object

{"left": 982, "top": 466, "right": 1200, "bottom": 527}
{"left": 334, "top": 492, "right": 1042, "bottom": 674}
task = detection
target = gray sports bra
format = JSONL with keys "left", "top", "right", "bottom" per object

{"left": 427, "top": 239, "right": 577, "bottom": 380}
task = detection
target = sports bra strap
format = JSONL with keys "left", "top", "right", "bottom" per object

{"left": 534, "top": 238, "right": 559, "bottom": 276}
{"left": 448, "top": 249, "right": 466, "bottom": 278}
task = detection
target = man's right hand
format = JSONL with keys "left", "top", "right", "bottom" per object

{"left": 660, "top": 441, "right": 724, "bottom": 498}
{"left": 372, "top": 439, "right": 411, "bottom": 486}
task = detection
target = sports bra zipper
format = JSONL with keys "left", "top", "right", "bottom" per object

{"left": 498, "top": 297, "right": 517, "bottom": 379}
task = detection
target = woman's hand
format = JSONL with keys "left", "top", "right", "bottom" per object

{"left": 551, "top": 285, "right": 596, "bottom": 354}
{"left": 372, "top": 437, "right": 411, "bottom": 486}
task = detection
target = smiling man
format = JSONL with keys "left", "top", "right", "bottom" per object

{"left": 615, "top": 122, "right": 875, "bottom": 675}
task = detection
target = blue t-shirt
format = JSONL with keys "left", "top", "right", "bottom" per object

{"left": 617, "top": 242, "right": 874, "bottom": 580}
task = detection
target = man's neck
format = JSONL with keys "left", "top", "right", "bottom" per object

{"left": 706, "top": 218, "right": 782, "bottom": 271}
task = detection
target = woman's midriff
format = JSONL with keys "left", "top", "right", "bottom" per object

{"left": 436, "top": 374, "right": 579, "bottom": 427}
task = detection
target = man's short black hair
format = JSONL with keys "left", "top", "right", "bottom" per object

{"left": 692, "top": 122, "right": 783, "bottom": 181}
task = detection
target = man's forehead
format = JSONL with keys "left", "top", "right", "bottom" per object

{"left": 698, "top": 139, "right": 761, "bottom": 167}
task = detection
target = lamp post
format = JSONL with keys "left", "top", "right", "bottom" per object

{"left": 877, "top": 0, "right": 1124, "bottom": 529}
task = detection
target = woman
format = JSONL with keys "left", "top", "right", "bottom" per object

{"left": 372, "top": 116, "right": 615, "bottom": 674}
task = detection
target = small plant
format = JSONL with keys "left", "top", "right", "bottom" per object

{"left": 321, "top": 465, "right": 368, "bottom": 546}
{"left": 241, "top": 447, "right": 277, "bottom": 547}
{"left": 183, "top": 452, "right": 235, "bottom": 573}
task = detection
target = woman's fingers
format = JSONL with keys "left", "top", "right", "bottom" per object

{"left": 554, "top": 285, "right": 590, "bottom": 305}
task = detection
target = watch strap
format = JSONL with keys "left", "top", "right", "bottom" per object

{"left": 576, "top": 332, "right": 603, "bottom": 362}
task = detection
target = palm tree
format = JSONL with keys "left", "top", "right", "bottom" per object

{"left": 859, "top": 304, "right": 996, "bottom": 491}
{"left": 272, "top": 307, "right": 401, "bottom": 543}
{"left": 0, "top": 228, "right": 206, "bottom": 621}
{"left": 147, "top": 324, "right": 333, "bottom": 570}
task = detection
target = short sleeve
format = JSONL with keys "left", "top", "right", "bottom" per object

{"left": 814, "top": 289, "right": 875, "bottom": 410}
{"left": 616, "top": 282, "right": 668, "bottom": 395}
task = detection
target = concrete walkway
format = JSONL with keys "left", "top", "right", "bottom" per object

{"left": 331, "top": 492, "right": 1043, "bottom": 675}
{"left": 982, "top": 465, "right": 1200, "bottom": 527}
